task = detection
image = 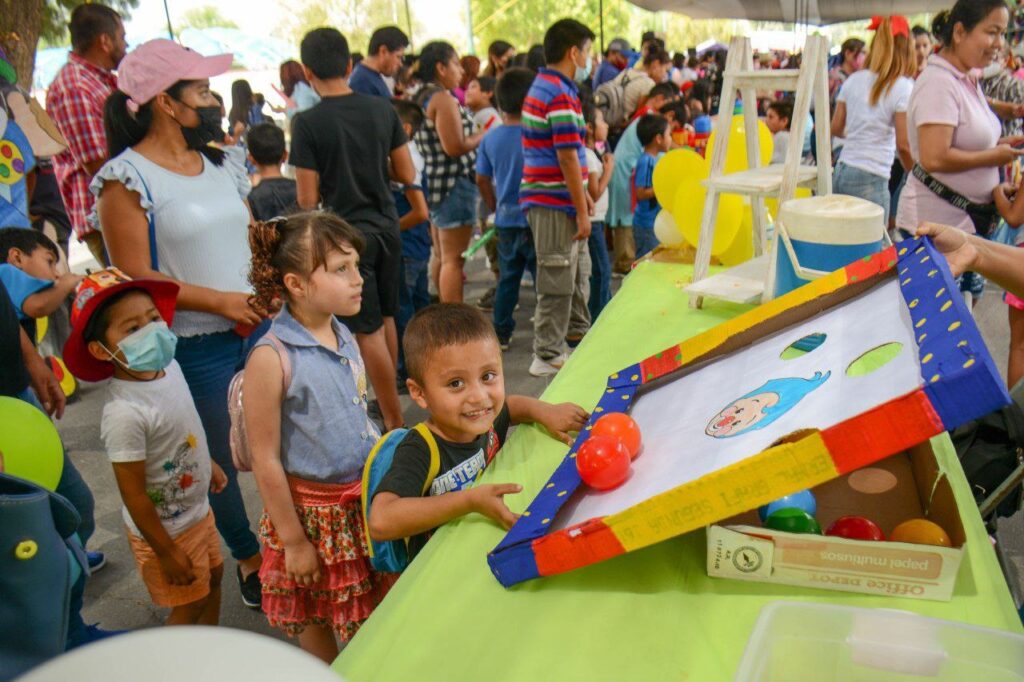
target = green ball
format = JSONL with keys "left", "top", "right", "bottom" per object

{"left": 0, "top": 396, "right": 63, "bottom": 490}
{"left": 764, "top": 507, "right": 822, "bottom": 535}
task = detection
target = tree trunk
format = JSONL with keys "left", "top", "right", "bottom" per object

{"left": 0, "top": 0, "right": 46, "bottom": 91}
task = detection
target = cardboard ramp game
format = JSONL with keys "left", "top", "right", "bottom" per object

{"left": 488, "top": 238, "right": 1011, "bottom": 587}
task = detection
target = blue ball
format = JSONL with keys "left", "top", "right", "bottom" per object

{"left": 758, "top": 489, "right": 817, "bottom": 522}
{"left": 694, "top": 115, "right": 713, "bottom": 134}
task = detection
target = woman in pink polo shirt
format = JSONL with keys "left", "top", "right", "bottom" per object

{"left": 896, "top": 0, "right": 1022, "bottom": 303}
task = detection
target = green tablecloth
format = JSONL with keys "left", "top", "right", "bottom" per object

{"left": 335, "top": 260, "right": 1023, "bottom": 682}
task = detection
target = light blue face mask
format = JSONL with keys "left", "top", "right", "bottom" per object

{"left": 574, "top": 50, "right": 592, "bottom": 83}
{"left": 104, "top": 320, "right": 178, "bottom": 373}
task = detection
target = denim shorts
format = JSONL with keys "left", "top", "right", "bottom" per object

{"left": 430, "top": 176, "right": 479, "bottom": 229}
{"left": 833, "top": 162, "right": 891, "bottom": 223}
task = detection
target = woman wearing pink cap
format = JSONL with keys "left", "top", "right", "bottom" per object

{"left": 91, "top": 38, "right": 265, "bottom": 609}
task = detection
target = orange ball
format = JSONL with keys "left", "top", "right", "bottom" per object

{"left": 889, "top": 519, "right": 951, "bottom": 547}
{"left": 576, "top": 435, "right": 631, "bottom": 490}
{"left": 591, "top": 413, "right": 643, "bottom": 459}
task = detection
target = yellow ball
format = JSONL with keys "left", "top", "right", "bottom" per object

{"left": 890, "top": 519, "right": 952, "bottom": 547}
{"left": 675, "top": 180, "right": 743, "bottom": 257}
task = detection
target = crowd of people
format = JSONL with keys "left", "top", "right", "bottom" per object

{"left": 5, "top": 0, "right": 1024, "bottom": 673}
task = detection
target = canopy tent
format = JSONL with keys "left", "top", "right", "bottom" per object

{"left": 625, "top": 0, "right": 948, "bottom": 25}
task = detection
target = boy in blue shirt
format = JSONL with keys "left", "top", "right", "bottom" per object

{"left": 475, "top": 68, "right": 537, "bottom": 351}
{"left": 390, "top": 99, "right": 432, "bottom": 386}
{"left": 0, "top": 227, "right": 81, "bottom": 341}
{"left": 632, "top": 114, "right": 671, "bottom": 259}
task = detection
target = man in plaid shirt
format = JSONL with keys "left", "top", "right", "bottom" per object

{"left": 46, "top": 4, "right": 126, "bottom": 266}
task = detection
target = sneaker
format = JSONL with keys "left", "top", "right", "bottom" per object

{"left": 566, "top": 335, "right": 584, "bottom": 349}
{"left": 237, "top": 565, "right": 262, "bottom": 609}
{"left": 498, "top": 336, "right": 511, "bottom": 351}
{"left": 529, "top": 354, "right": 565, "bottom": 377}
{"left": 611, "top": 271, "right": 626, "bottom": 279}
{"left": 86, "top": 550, "right": 107, "bottom": 573}
{"left": 477, "top": 286, "right": 496, "bottom": 311}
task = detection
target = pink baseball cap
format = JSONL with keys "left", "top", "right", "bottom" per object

{"left": 118, "top": 39, "right": 233, "bottom": 112}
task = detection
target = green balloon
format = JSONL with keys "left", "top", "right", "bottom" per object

{"left": 765, "top": 507, "right": 822, "bottom": 535}
{"left": 0, "top": 396, "right": 63, "bottom": 490}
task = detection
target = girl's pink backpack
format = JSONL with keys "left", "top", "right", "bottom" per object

{"left": 227, "top": 333, "right": 291, "bottom": 472}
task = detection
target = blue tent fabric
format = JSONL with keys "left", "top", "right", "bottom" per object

{"left": 34, "top": 28, "right": 295, "bottom": 91}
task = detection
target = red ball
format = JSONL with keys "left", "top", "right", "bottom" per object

{"left": 591, "top": 412, "right": 643, "bottom": 459}
{"left": 825, "top": 516, "right": 886, "bottom": 542}
{"left": 576, "top": 435, "right": 631, "bottom": 490}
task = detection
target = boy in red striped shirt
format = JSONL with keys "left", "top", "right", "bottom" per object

{"left": 520, "top": 19, "right": 596, "bottom": 377}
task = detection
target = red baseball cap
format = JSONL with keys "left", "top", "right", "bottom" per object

{"left": 118, "top": 38, "right": 233, "bottom": 113}
{"left": 63, "top": 268, "right": 179, "bottom": 382}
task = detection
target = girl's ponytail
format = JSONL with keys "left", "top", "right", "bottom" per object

{"left": 248, "top": 219, "right": 286, "bottom": 312}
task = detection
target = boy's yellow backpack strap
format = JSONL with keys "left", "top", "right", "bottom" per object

{"left": 413, "top": 423, "right": 441, "bottom": 496}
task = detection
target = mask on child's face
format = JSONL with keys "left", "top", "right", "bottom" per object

{"left": 104, "top": 321, "right": 178, "bottom": 373}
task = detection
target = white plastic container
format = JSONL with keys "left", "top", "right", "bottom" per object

{"left": 735, "top": 601, "right": 1024, "bottom": 681}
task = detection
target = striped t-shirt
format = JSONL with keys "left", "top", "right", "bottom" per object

{"left": 520, "top": 68, "right": 588, "bottom": 215}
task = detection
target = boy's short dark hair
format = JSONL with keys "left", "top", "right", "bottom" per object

{"left": 82, "top": 288, "right": 139, "bottom": 345}
{"left": 369, "top": 26, "right": 410, "bottom": 55}
{"left": 70, "top": 4, "right": 121, "bottom": 54}
{"left": 0, "top": 227, "right": 59, "bottom": 262}
{"left": 301, "top": 28, "right": 351, "bottom": 80}
{"left": 643, "top": 47, "right": 671, "bottom": 67}
{"left": 543, "top": 19, "right": 596, "bottom": 65}
{"left": 391, "top": 99, "right": 425, "bottom": 135}
{"left": 637, "top": 113, "right": 669, "bottom": 147}
{"left": 246, "top": 123, "right": 287, "bottom": 166}
{"left": 495, "top": 68, "right": 534, "bottom": 115}
{"left": 476, "top": 75, "right": 496, "bottom": 95}
{"left": 767, "top": 99, "right": 794, "bottom": 128}
{"left": 403, "top": 303, "right": 498, "bottom": 384}
{"left": 647, "top": 82, "right": 677, "bottom": 102}
{"left": 659, "top": 99, "right": 689, "bottom": 127}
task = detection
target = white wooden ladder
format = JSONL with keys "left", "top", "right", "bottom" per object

{"left": 687, "top": 34, "right": 833, "bottom": 308}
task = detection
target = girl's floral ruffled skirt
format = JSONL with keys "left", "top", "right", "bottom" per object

{"left": 258, "top": 477, "right": 397, "bottom": 640}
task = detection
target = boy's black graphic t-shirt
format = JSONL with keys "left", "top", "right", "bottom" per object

{"left": 248, "top": 177, "right": 298, "bottom": 222}
{"left": 376, "top": 405, "right": 512, "bottom": 559}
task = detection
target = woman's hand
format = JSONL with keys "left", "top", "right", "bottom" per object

{"left": 216, "top": 292, "right": 263, "bottom": 325}
{"left": 284, "top": 539, "right": 322, "bottom": 587}
{"left": 915, "top": 222, "right": 979, "bottom": 277}
{"left": 990, "top": 144, "right": 1024, "bottom": 167}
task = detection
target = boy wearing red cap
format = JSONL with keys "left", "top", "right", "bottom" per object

{"left": 64, "top": 268, "right": 228, "bottom": 624}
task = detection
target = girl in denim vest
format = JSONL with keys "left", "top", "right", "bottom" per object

{"left": 244, "top": 212, "right": 396, "bottom": 662}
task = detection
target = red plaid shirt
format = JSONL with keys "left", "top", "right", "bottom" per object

{"left": 46, "top": 53, "right": 117, "bottom": 239}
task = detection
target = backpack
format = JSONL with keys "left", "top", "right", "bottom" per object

{"left": 227, "top": 333, "right": 291, "bottom": 473}
{"left": 595, "top": 70, "right": 637, "bottom": 129}
{"left": 361, "top": 423, "right": 441, "bottom": 573}
{"left": 950, "top": 380, "right": 1024, "bottom": 522}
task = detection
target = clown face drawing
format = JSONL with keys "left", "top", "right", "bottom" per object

{"left": 705, "top": 371, "right": 830, "bottom": 439}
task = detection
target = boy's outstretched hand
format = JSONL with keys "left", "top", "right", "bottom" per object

{"left": 468, "top": 483, "right": 522, "bottom": 530}
{"left": 539, "top": 402, "right": 590, "bottom": 445}
{"left": 209, "top": 462, "right": 227, "bottom": 493}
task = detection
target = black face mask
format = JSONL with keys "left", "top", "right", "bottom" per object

{"left": 175, "top": 101, "right": 224, "bottom": 150}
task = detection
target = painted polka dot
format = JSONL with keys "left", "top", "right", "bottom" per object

{"left": 546, "top": 483, "right": 555, "bottom": 489}
{"left": 909, "top": 299, "right": 919, "bottom": 308}
{"left": 899, "top": 267, "right": 909, "bottom": 276}
{"left": 936, "top": 287, "right": 946, "bottom": 298}
{"left": 606, "top": 388, "right": 614, "bottom": 394}
{"left": 920, "top": 255, "right": 930, "bottom": 263}
{"left": 940, "top": 301, "right": 952, "bottom": 312}
{"left": 914, "top": 245, "right": 925, "bottom": 254}
{"left": 948, "top": 321, "right": 961, "bottom": 332}
{"left": 902, "top": 277, "right": 912, "bottom": 285}
{"left": 963, "top": 358, "right": 976, "bottom": 369}
{"left": 887, "top": 259, "right": 897, "bottom": 268}
{"left": 851, "top": 275, "right": 860, "bottom": 283}
{"left": 862, "top": 255, "right": 872, "bottom": 263}
{"left": 611, "top": 373, "right": 619, "bottom": 379}
{"left": 931, "top": 374, "right": 941, "bottom": 383}
{"left": 957, "top": 340, "right": 968, "bottom": 348}
{"left": 630, "top": 374, "right": 639, "bottom": 381}
{"left": 585, "top": 425, "right": 592, "bottom": 430}
{"left": 594, "top": 407, "right": 604, "bottom": 413}
{"left": 899, "top": 247, "right": 908, "bottom": 256}
{"left": 646, "top": 373, "right": 654, "bottom": 380}
{"left": 928, "top": 269, "right": 938, "bottom": 277}
{"left": 922, "top": 353, "right": 933, "bottom": 364}
{"left": 621, "top": 394, "right": 629, "bottom": 400}
{"left": 557, "top": 491, "right": 567, "bottom": 497}
{"left": 675, "top": 353, "right": 682, "bottom": 362}
{"left": 523, "top": 511, "right": 530, "bottom": 516}
{"left": 915, "top": 318, "right": 927, "bottom": 328}
{"left": 0, "top": 165, "right": 8, "bottom": 179}
{"left": 0, "top": 144, "right": 11, "bottom": 159}
{"left": 11, "top": 158, "right": 23, "bottom": 173}
{"left": 918, "top": 333, "right": 927, "bottom": 343}
{"left": 542, "top": 518, "right": 550, "bottom": 524}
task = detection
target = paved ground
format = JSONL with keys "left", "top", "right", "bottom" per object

{"left": 60, "top": 250, "right": 1024, "bottom": 642}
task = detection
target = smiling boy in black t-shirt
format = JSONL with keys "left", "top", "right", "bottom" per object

{"left": 368, "top": 303, "right": 589, "bottom": 559}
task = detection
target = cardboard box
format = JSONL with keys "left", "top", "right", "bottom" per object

{"left": 707, "top": 440, "right": 966, "bottom": 601}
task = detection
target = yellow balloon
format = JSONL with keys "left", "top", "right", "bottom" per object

{"left": 721, "top": 209, "right": 756, "bottom": 266}
{"left": 35, "top": 315, "right": 48, "bottom": 344}
{"left": 706, "top": 115, "right": 774, "bottom": 175}
{"left": 675, "top": 181, "right": 743, "bottom": 257}
{"left": 653, "top": 149, "right": 708, "bottom": 213}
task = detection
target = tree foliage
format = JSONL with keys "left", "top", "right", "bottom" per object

{"left": 180, "top": 6, "right": 239, "bottom": 30}
{"left": 277, "top": 0, "right": 419, "bottom": 56}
